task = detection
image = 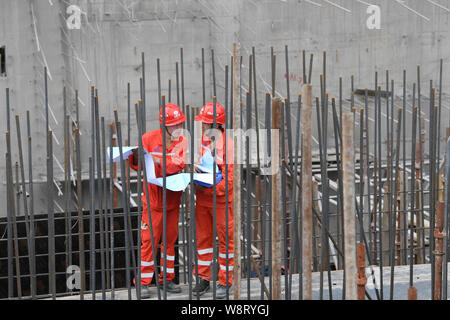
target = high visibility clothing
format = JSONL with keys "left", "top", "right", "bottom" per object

{"left": 195, "top": 101, "right": 226, "bottom": 125}
{"left": 129, "top": 128, "right": 188, "bottom": 285}
{"left": 194, "top": 128, "right": 234, "bottom": 286}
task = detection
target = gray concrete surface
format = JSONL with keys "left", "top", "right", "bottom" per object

{"left": 2, "top": 0, "right": 450, "bottom": 218}
{"left": 53, "top": 263, "right": 450, "bottom": 300}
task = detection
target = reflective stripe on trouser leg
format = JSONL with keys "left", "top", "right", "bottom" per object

{"left": 194, "top": 204, "right": 213, "bottom": 281}
{"left": 158, "top": 207, "right": 180, "bottom": 283}
{"left": 218, "top": 206, "right": 234, "bottom": 286}
{"left": 138, "top": 206, "right": 179, "bottom": 285}
{"left": 139, "top": 218, "right": 157, "bottom": 286}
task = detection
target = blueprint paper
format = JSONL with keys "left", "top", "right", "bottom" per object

{"left": 144, "top": 152, "right": 215, "bottom": 191}
{"left": 106, "top": 146, "right": 138, "bottom": 163}
{"left": 194, "top": 147, "right": 219, "bottom": 173}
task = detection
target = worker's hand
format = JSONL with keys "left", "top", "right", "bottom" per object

{"left": 194, "top": 166, "right": 201, "bottom": 173}
{"left": 131, "top": 148, "right": 138, "bottom": 166}
{"left": 152, "top": 154, "right": 161, "bottom": 165}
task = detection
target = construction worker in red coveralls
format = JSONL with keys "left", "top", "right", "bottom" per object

{"left": 192, "top": 101, "right": 234, "bottom": 299}
{"left": 128, "top": 103, "right": 188, "bottom": 298}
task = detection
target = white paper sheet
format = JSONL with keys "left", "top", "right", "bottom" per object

{"left": 106, "top": 146, "right": 138, "bottom": 163}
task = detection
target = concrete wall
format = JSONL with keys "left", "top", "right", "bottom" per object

{"left": 1, "top": 0, "right": 450, "bottom": 217}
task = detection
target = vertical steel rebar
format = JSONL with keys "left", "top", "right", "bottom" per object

{"left": 47, "top": 129, "right": 56, "bottom": 300}
{"left": 94, "top": 96, "right": 106, "bottom": 299}
{"left": 15, "top": 114, "right": 34, "bottom": 299}
{"left": 108, "top": 125, "right": 115, "bottom": 300}
{"left": 113, "top": 115, "right": 132, "bottom": 300}
{"left": 75, "top": 127, "right": 85, "bottom": 300}
{"left": 89, "top": 157, "right": 96, "bottom": 300}
{"left": 26, "top": 110, "right": 36, "bottom": 299}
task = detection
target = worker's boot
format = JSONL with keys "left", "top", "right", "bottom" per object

{"left": 192, "top": 278, "right": 210, "bottom": 296}
{"left": 216, "top": 284, "right": 232, "bottom": 299}
{"left": 159, "top": 280, "right": 182, "bottom": 294}
{"left": 140, "top": 285, "right": 152, "bottom": 299}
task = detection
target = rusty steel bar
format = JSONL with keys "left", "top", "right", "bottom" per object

{"left": 301, "top": 83, "right": 313, "bottom": 300}
{"left": 442, "top": 136, "right": 450, "bottom": 300}
{"left": 434, "top": 201, "right": 445, "bottom": 300}
{"left": 357, "top": 243, "right": 367, "bottom": 300}
{"left": 342, "top": 112, "right": 356, "bottom": 300}
{"left": 271, "top": 97, "right": 282, "bottom": 300}
{"left": 288, "top": 93, "right": 302, "bottom": 299}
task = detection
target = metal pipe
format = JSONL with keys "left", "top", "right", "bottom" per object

{"left": 390, "top": 107, "right": 403, "bottom": 299}
{"left": 271, "top": 97, "right": 282, "bottom": 300}
{"left": 232, "top": 43, "right": 242, "bottom": 300}
{"left": 288, "top": 94, "right": 301, "bottom": 299}
{"left": 301, "top": 84, "right": 313, "bottom": 300}
{"left": 342, "top": 112, "right": 357, "bottom": 300}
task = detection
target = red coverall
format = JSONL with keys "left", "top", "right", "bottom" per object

{"left": 129, "top": 129, "right": 187, "bottom": 285}
{"left": 195, "top": 128, "right": 234, "bottom": 286}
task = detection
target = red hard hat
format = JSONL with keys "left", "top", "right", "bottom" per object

{"left": 159, "top": 103, "right": 186, "bottom": 126}
{"left": 195, "top": 101, "right": 226, "bottom": 125}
